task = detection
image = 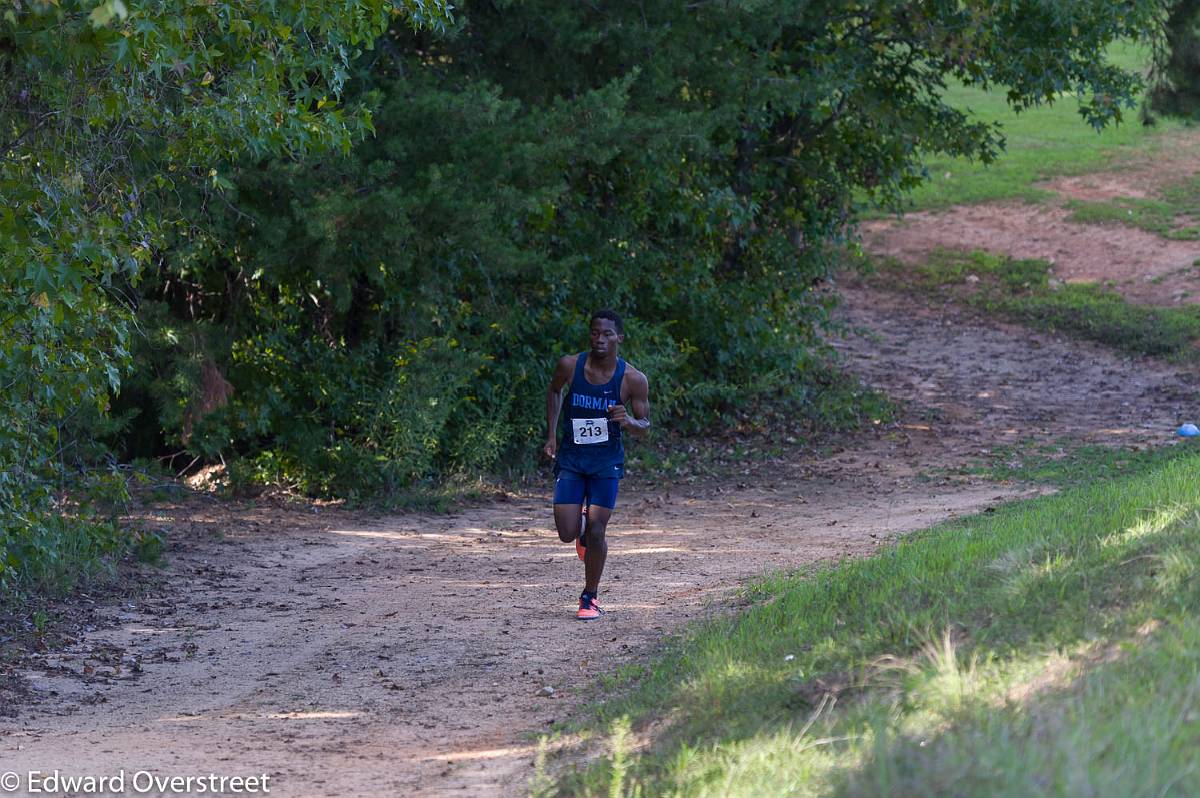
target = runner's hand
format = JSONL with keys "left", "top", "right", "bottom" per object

{"left": 608, "top": 404, "right": 628, "bottom": 427}
{"left": 543, "top": 438, "right": 557, "bottom": 460}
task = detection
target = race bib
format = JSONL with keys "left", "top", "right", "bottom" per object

{"left": 572, "top": 417, "right": 609, "bottom": 445}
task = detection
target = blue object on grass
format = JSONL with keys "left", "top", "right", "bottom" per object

{"left": 1178, "top": 423, "right": 1199, "bottom": 437}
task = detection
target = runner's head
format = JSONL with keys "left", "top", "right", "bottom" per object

{"left": 589, "top": 309, "right": 624, "bottom": 357}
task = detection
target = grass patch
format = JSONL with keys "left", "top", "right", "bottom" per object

{"left": 871, "top": 248, "right": 1200, "bottom": 358}
{"left": 960, "top": 440, "right": 1199, "bottom": 488}
{"left": 1064, "top": 173, "right": 1200, "bottom": 240}
{"left": 540, "top": 449, "right": 1200, "bottom": 797}
{"left": 883, "top": 42, "right": 1182, "bottom": 212}
{"left": 1065, "top": 197, "right": 1200, "bottom": 240}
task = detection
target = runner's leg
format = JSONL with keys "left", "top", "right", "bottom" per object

{"left": 582, "top": 477, "right": 619, "bottom": 595}
{"left": 577, "top": 499, "right": 589, "bottom": 561}
{"left": 583, "top": 505, "right": 610, "bottom": 594}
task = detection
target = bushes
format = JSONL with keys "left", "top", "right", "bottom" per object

{"left": 111, "top": 1, "right": 1159, "bottom": 495}
{"left": 0, "top": 1, "right": 450, "bottom": 590}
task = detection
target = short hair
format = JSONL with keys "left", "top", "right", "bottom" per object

{"left": 590, "top": 309, "right": 624, "bottom": 335}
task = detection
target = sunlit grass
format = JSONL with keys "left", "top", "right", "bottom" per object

{"left": 891, "top": 41, "right": 1183, "bottom": 212}
{"left": 545, "top": 451, "right": 1200, "bottom": 796}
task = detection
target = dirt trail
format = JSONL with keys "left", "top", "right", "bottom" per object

{"left": 833, "top": 284, "right": 1200, "bottom": 458}
{"left": 4, "top": 286, "right": 1198, "bottom": 797}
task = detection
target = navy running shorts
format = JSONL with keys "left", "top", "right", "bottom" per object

{"left": 553, "top": 470, "right": 620, "bottom": 510}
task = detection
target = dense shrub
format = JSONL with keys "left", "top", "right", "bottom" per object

{"left": 117, "top": 0, "right": 1159, "bottom": 493}
{"left": 0, "top": 0, "right": 450, "bottom": 589}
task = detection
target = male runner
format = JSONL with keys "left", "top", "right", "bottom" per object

{"left": 544, "top": 310, "right": 650, "bottom": 621}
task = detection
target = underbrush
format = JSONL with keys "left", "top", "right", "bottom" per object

{"left": 173, "top": 359, "right": 895, "bottom": 507}
{"left": 624, "top": 366, "right": 895, "bottom": 483}
{"left": 0, "top": 468, "right": 164, "bottom": 623}
{"left": 125, "top": 295, "right": 853, "bottom": 504}
{"left": 869, "top": 248, "right": 1200, "bottom": 358}
{"left": 540, "top": 449, "right": 1200, "bottom": 797}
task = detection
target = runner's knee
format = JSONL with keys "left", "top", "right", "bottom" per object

{"left": 585, "top": 517, "right": 608, "bottom": 543}
{"left": 553, "top": 506, "right": 582, "bottom": 542}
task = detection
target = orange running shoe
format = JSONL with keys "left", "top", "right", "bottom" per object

{"left": 576, "top": 591, "right": 602, "bottom": 621}
{"left": 575, "top": 507, "right": 588, "bottom": 561}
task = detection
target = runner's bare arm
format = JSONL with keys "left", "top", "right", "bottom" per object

{"left": 610, "top": 369, "right": 650, "bottom": 439}
{"left": 544, "top": 355, "right": 576, "bottom": 459}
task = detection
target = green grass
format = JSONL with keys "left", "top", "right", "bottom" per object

{"left": 870, "top": 248, "right": 1200, "bottom": 359}
{"left": 889, "top": 42, "right": 1184, "bottom": 212}
{"left": 960, "top": 440, "right": 1198, "bottom": 488}
{"left": 1065, "top": 197, "right": 1200, "bottom": 240}
{"left": 1, "top": 516, "right": 157, "bottom": 599}
{"left": 540, "top": 447, "right": 1200, "bottom": 797}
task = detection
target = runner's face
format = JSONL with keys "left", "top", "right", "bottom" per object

{"left": 589, "top": 319, "right": 622, "bottom": 357}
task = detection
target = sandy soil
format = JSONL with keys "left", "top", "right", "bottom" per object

{"left": 4, "top": 281, "right": 1198, "bottom": 797}
{"left": 1043, "top": 131, "right": 1200, "bottom": 203}
{"left": 862, "top": 203, "right": 1200, "bottom": 306}
{"left": 833, "top": 285, "right": 1199, "bottom": 455}
{"left": 863, "top": 133, "right": 1200, "bottom": 307}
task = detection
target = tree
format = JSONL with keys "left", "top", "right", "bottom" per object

{"left": 0, "top": 0, "right": 450, "bottom": 588}
{"left": 122, "top": 0, "right": 1160, "bottom": 496}
{"left": 1148, "top": 0, "right": 1200, "bottom": 117}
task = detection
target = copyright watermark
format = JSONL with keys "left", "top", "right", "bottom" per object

{"left": 1, "top": 770, "right": 271, "bottom": 795}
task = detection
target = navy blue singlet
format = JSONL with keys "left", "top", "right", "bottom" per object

{"left": 556, "top": 353, "right": 626, "bottom": 478}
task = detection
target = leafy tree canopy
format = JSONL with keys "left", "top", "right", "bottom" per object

{"left": 1149, "top": 0, "right": 1200, "bottom": 118}
{"left": 0, "top": 0, "right": 450, "bottom": 588}
{"left": 124, "top": 0, "right": 1160, "bottom": 498}
{"left": 0, "top": 0, "right": 1164, "bottom": 587}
